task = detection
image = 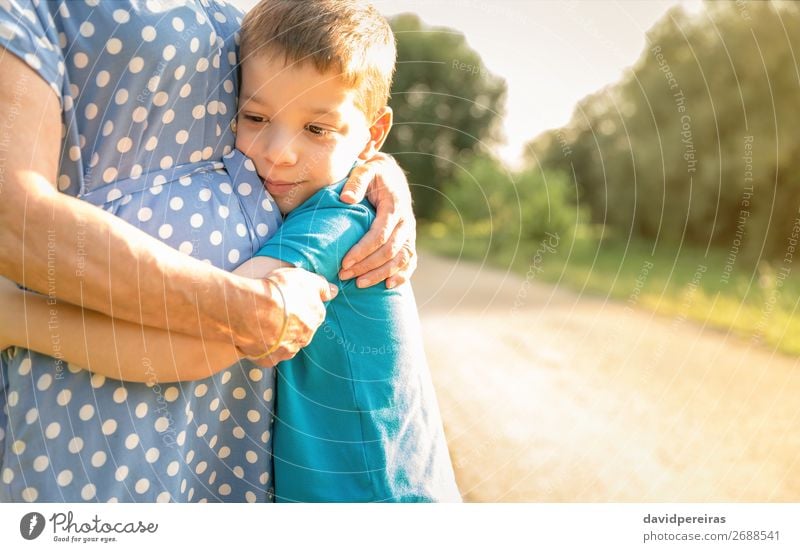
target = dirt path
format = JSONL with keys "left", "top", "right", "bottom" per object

{"left": 413, "top": 252, "right": 800, "bottom": 502}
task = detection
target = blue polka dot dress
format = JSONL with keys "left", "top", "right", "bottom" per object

{"left": 0, "top": 0, "right": 283, "bottom": 502}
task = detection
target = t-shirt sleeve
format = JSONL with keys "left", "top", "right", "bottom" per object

{"left": 255, "top": 194, "right": 374, "bottom": 282}
{"left": 0, "top": 1, "right": 64, "bottom": 100}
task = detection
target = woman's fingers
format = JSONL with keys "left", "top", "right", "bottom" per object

{"left": 340, "top": 162, "right": 375, "bottom": 204}
{"left": 341, "top": 217, "right": 416, "bottom": 287}
{"left": 239, "top": 267, "right": 334, "bottom": 361}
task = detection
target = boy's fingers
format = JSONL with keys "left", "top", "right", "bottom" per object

{"left": 340, "top": 163, "right": 374, "bottom": 204}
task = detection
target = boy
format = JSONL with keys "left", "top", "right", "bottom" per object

{"left": 1, "top": 0, "right": 460, "bottom": 502}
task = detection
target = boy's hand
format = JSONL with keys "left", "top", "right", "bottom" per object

{"left": 239, "top": 267, "right": 337, "bottom": 367}
{"left": 339, "top": 153, "right": 417, "bottom": 289}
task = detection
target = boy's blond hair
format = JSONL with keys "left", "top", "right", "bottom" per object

{"left": 240, "top": 0, "right": 396, "bottom": 119}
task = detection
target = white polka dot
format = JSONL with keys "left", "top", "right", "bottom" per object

{"left": 57, "top": 470, "right": 73, "bottom": 486}
{"left": 156, "top": 491, "right": 171, "bottom": 503}
{"left": 106, "top": 37, "right": 122, "bottom": 55}
{"left": 261, "top": 430, "right": 271, "bottom": 443}
{"left": 79, "top": 21, "right": 94, "bottom": 37}
{"left": 147, "top": 76, "right": 161, "bottom": 93}
{"left": 209, "top": 398, "right": 220, "bottom": 412}
{"left": 145, "top": 136, "right": 158, "bottom": 151}
{"left": 102, "top": 167, "right": 118, "bottom": 183}
{"left": 228, "top": 249, "right": 240, "bottom": 264}
{"left": 221, "top": 371, "right": 232, "bottom": 384}
{"left": 175, "top": 129, "right": 189, "bottom": 144}
{"left": 2, "top": 468, "right": 14, "bottom": 484}
{"left": 259, "top": 472, "right": 269, "bottom": 485}
{"left": 107, "top": 497, "right": 118, "bottom": 503}
{"left": 154, "top": 417, "right": 169, "bottom": 432}
{"left": 58, "top": 174, "right": 72, "bottom": 192}
{"left": 178, "top": 84, "right": 192, "bottom": 100}
{"left": 245, "top": 491, "right": 257, "bottom": 503}
{"left": 162, "top": 44, "right": 176, "bottom": 61}
{"left": 223, "top": 80, "right": 234, "bottom": 94}
{"left": 217, "top": 446, "right": 231, "bottom": 459}
{"left": 21, "top": 487, "right": 38, "bottom": 502}
{"left": 68, "top": 437, "right": 84, "bottom": 454}
{"left": 84, "top": 103, "right": 98, "bottom": 120}
{"left": 125, "top": 433, "right": 140, "bottom": 449}
{"left": 79, "top": 404, "right": 95, "bottom": 421}
{"left": 232, "top": 466, "right": 244, "bottom": 478}
{"left": 128, "top": 56, "right": 144, "bottom": 73}
{"left": 177, "top": 431, "right": 186, "bottom": 447}
{"left": 18, "top": 356, "right": 32, "bottom": 375}
{"left": 165, "top": 198, "right": 184, "bottom": 213}
{"left": 208, "top": 470, "right": 217, "bottom": 484}
{"left": 206, "top": 230, "right": 222, "bottom": 246}
{"left": 113, "top": 9, "right": 130, "bottom": 23}
{"left": 25, "top": 408, "right": 39, "bottom": 424}
{"left": 7, "top": 390, "right": 18, "bottom": 407}
{"left": 102, "top": 120, "right": 115, "bottom": 136}
{"left": 134, "top": 403, "right": 148, "bottom": 419}
{"left": 218, "top": 206, "right": 229, "bottom": 219}
{"left": 153, "top": 91, "right": 169, "bottom": 107}
{"left": 137, "top": 207, "right": 153, "bottom": 222}
{"left": 95, "top": 70, "right": 110, "bottom": 87}
{"left": 232, "top": 426, "right": 245, "bottom": 439}
{"left": 235, "top": 223, "right": 247, "bottom": 237}
{"left": 162, "top": 109, "right": 175, "bottom": 124}
{"left": 256, "top": 223, "right": 269, "bottom": 237}
{"left": 36, "top": 373, "right": 52, "bottom": 391}
{"left": 160, "top": 156, "right": 173, "bottom": 170}
{"left": 0, "top": 24, "right": 17, "bottom": 42}
{"left": 102, "top": 419, "right": 117, "bottom": 435}
{"left": 190, "top": 384, "right": 207, "bottom": 398}
{"left": 81, "top": 484, "right": 96, "bottom": 501}
{"left": 117, "top": 137, "right": 132, "bottom": 154}
{"left": 33, "top": 455, "right": 49, "bottom": 472}
{"left": 166, "top": 461, "right": 179, "bottom": 476}
{"left": 189, "top": 37, "right": 200, "bottom": 53}
{"left": 174, "top": 65, "right": 186, "bottom": 80}
{"left": 45, "top": 422, "right": 61, "bottom": 439}
{"left": 190, "top": 213, "right": 204, "bottom": 228}
{"left": 145, "top": 447, "right": 160, "bottom": 463}
{"left": 247, "top": 409, "right": 261, "bottom": 423}
{"left": 91, "top": 373, "right": 106, "bottom": 388}
{"left": 263, "top": 388, "right": 273, "bottom": 402}
{"left": 91, "top": 451, "right": 107, "bottom": 467}
{"left": 180, "top": 479, "right": 187, "bottom": 493}
{"left": 115, "top": 466, "right": 129, "bottom": 481}
{"left": 179, "top": 241, "right": 193, "bottom": 255}
{"left": 57, "top": 389, "right": 72, "bottom": 406}
{"left": 189, "top": 150, "right": 203, "bottom": 163}
{"left": 214, "top": 11, "right": 227, "bottom": 23}
{"left": 158, "top": 224, "right": 173, "bottom": 239}
{"left": 218, "top": 484, "right": 231, "bottom": 496}
{"left": 185, "top": 450, "right": 195, "bottom": 463}
{"left": 246, "top": 450, "right": 258, "bottom": 464}
{"left": 219, "top": 182, "right": 232, "bottom": 195}
{"left": 196, "top": 57, "right": 209, "bottom": 72}
{"left": 132, "top": 106, "right": 148, "bottom": 123}
{"left": 192, "top": 105, "right": 206, "bottom": 119}
{"left": 115, "top": 89, "right": 129, "bottom": 105}
{"left": 237, "top": 182, "right": 252, "bottom": 196}
{"left": 131, "top": 165, "right": 143, "bottom": 179}
{"left": 219, "top": 409, "right": 230, "bottom": 422}
{"left": 142, "top": 26, "right": 156, "bottom": 41}
{"left": 73, "top": 52, "right": 88, "bottom": 68}
{"left": 187, "top": 488, "right": 194, "bottom": 501}
{"left": 69, "top": 145, "right": 81, "bottom": 161}
{"left": 196, "top": 424, "right": 208, "bottom": 438}
{"left": 207, "top": 101, "right": 219, "bottom": 116}
{"left": 153, "top": 175, "right": 167, "bottom": 186}
{"left": 195, "top": 461, "right": 207, "bottom": 475}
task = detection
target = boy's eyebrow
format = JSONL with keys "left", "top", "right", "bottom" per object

{"left": 241, "top": 91, "right": 343, "bottom": 120}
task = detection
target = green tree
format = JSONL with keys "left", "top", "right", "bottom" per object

{"left": 386, "top": 14, "right": 507, "bottom": 220}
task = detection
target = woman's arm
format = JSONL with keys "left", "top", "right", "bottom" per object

{"left": 0, "top": 51, "right": 331, "bottom": 361}
{"left": 0, "top": 257, "right": 292, "bottom": 383}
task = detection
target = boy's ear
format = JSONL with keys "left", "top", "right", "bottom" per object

{"left": 358, "top": 106, "right": 393, "bottom": 160}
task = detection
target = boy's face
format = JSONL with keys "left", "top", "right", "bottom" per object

{"left": 236, "top": 55, "right": 387, "bottom": 214}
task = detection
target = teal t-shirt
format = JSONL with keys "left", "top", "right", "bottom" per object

{"left": 255, "top": 181, "right": 460, "bottom": 502}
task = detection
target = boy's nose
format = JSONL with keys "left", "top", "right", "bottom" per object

{"left": 261, "top": 126, "right": 298, "bottom": 166}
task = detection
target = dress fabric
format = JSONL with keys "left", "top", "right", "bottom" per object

{"left": 0, "top": 0, "right": 283, "bottom": 502}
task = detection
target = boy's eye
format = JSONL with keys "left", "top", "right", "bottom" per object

{"left": 244, "top": 114, "right": 269, "bottom": 124}
{"left": 305, "top": 124, "right": 330, "bottom": 137}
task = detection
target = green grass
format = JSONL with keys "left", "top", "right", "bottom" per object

{"left": 419, "top": 222, "right": 800, "bottom": 356}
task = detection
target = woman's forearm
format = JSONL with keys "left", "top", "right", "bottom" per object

{"left": 8, "top": 288, "right": 243, "bottom": 383}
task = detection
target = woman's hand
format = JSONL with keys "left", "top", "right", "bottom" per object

{"left": 236, "top": 266, "right": 337, "bottom": 367}
{"left": 339, "top": 153, "right": 417, "bottom": 289}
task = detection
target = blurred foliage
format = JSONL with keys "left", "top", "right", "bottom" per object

{"left": 527, "top": 1, "right": 800, "bottom": 263}
{"left": 386, "top": 14, "right": 507, "bottom": 220}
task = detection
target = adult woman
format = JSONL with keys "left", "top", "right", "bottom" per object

{"left": 0, "top": 0, "right": 416, "bottom": 502}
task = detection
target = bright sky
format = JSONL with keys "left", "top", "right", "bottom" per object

{"left": 231, "top": 0, "right": 702, "bottom": 168}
